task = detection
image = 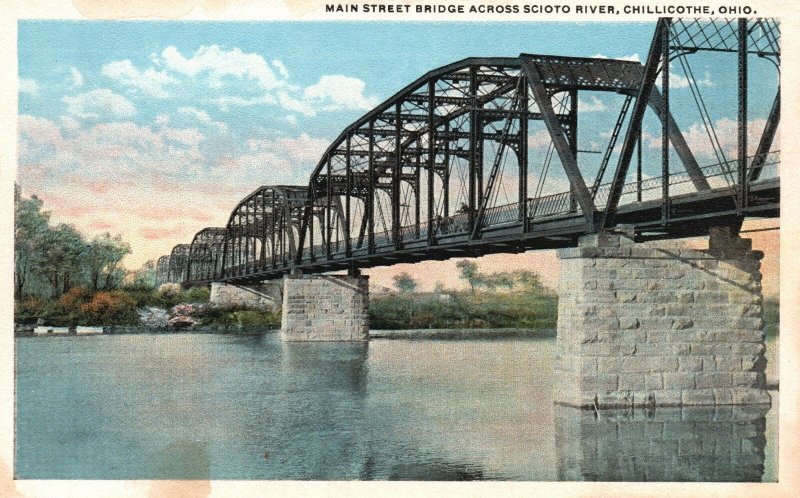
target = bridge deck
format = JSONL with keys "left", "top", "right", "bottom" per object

{"left": 207, "top": 171, "right": 778, "bottom": 286}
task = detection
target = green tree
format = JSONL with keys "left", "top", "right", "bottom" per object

{"left": 14, "top": 186, "right": 51, "bottom": 298}
{"left": 456, "top": 259, "right": 479, "bottom": 293}
{"left": 33, "top": 223, "right": 86, "bottom": 296}
{"left": 392, "top": 272, "right": 418, "bottom": 293}
{"left": 514, "top": 270, "right": 544, "bottom": 293}
{"left": 130, "top": 259, "right": 158, "bottom": 289}
{"left": 85, "top": 233, "right": 131, "bottom": 291}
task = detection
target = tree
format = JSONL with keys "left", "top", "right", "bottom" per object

{"left": 85, "top": 233, "right": 131, "bottom": 291}
{"left": 514, "top": 270, "right": 544, "bottom": 293}
{"left": 14, "top": 187, "right": 51, "bottom": 298}
{"left": 392, "top": 272, "right": 418, "bottom": 293}
{"left": 33, "top": 223, "right": 86, "bottom": 296}
{"left": 456, "top": 259, "right": 479, "bottom": 293}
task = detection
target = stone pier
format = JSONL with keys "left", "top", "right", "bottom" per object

{"left": 281, "top": 274, "right": 369, "bottom": 342}
{"left": 209, "top": 281, "right": 282, "bottom": 310}
{"left": 555, "top": 227, "right": 770, "bottom": 408}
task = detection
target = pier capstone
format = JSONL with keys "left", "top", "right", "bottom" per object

{"left": 281, "top": 274, "right": 369, "bottom": 342}
{"left": 555, "top": 227, "right": 770, "bottom": 408}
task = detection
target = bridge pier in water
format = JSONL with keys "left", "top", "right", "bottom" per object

{"left": 280, "top": 274, "right": 369, "bottom": 342}
{"left": 555, "top": 227, "right": 770, "bottom": 408}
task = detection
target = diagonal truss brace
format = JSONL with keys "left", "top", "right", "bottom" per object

{"left": 522, "top": 59, "right": 596, "bottom": 230}
{"left": 647, "top": 89, "right": 711, "bottom": 191}
{"left": 601, "top": 19, "right": 668, "bottom": 231}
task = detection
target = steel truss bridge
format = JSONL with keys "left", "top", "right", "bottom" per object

{"left": 156, "top": 18, "right": 780, "bottom": 287}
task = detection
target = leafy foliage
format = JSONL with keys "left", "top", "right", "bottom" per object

{"left": 392, "top": 272, "right": 418, "bottom": 293}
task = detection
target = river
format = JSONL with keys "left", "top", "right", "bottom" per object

{"left": 15, "top": 332, "right": 778, "bottom": 481}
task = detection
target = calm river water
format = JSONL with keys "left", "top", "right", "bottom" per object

{"left": 15, "top": 332, "right": 778, "bottom": 481}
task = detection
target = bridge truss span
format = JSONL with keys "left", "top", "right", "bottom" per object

{"left": 166, "top": 18, "right": 779, "bottom": 287}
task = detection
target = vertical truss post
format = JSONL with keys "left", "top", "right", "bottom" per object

{"left": 568, "top": 90, "right": 578, "bottom": 212}
{"left": 260, "top": 191, "right": 267, "bottom": 267}
{"left": 519, "top": 75, "right": 529, "bottom": 231}
{"left": 750, "top": 88, "right": 779, "bottom": 181}
{"left": 601, "top": 18, "right": 668, "bottom": 231}
{"left": 443, "top": 122, "right": 450, "bottom": 217}
{"left": 368, "top": 120, "right": 376, "bottom": 254}
{"left": 393, "top": 102, "right": 402, "bottom": 249}
{"left": 661, "top": 18, "right": 671, "bottom": 224}
{"left": 522, "top": 59, "right": 596, "bottom": 230}
{"left": 468, "top": 65, "right": 478, "bottom": 234}
{"left": 325, "top": 156, "right": 332, "bottom": 258}
{"left": 345, "top": 135, "right": 353, "bottom": 258}
{"left": 270, "top": 192, "right": 276, "bottom": 267}
{"left": 414, "top": 152, "right": 421, "bottom": 238}
{"left": 427, "top": 80, "right": 436, "bottom": 245}
{"left": 636, "top": 130, "right": 643, "bottom": 202}
{"left": 738, "top": 18, "right": 749, "bottom": 211}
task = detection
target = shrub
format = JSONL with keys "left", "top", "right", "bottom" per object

{"left": 15, "top": 297, "right": 47, "bottom": 324}
{"left": 157, "top": 283, "right": 182, "bottom": 298}
{"left": 80, "top": 291, "right": 139, "bottom": 325}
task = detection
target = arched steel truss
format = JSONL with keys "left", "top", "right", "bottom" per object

{"left": 221, "top": 186, "right": 308, "bottom": 279}
{"left": 187, "top": 228, "right": 226, "bottom": 282}
{"left": 167, "top": 244, "right": 191, "bottom": 284}
{"left": 160, "top": 18, "right": 779, "bottom": 286}
{"left": 155, "top": 255, "right": 171, "bottom": 287}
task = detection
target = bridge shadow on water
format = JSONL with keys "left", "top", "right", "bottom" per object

{"left": 554, "top": 405, "right": 769, "bottom": 482}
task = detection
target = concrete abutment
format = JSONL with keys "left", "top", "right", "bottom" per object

{"left": 280, "top": 274, "right": 369, "bottom": 342}
{"left": 555, "top": 227, "right": 770, "bottom": 408}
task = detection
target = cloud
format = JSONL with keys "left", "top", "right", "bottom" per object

{"left": 102, "top": 59, "right": 178, "bottom": 98}
{"left": 62, "top": 89, "right": 136, "bottom": 119}
{"left": 19, "top": 78, "right": 39, "bottom": 96}
{"left": 302, "top": 74, "right": 380, "bottom": 112}
{"left": 67, "top": 67, "right": 84, "bottom": 88}
{"left": 674, "top": 117, "right": 769, "bottom": 159}
{"left": 592, "top": 53, "right": 642, "bottom": 63}
{"left": 161, "top": 45, "right": 285, "bottom": 90}
{"left": 177, "top": 106, "right": 229, "bottom": 133}
{"left": 578, "top": 96, "right": 607, "bottom": 112}
{"left": 272, "top": 59, "right": 289, "bottom": 79}
{"left": 162, "top": 127, "right": 204, "bottom": 146}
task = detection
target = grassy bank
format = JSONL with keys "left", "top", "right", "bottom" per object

{"left": 369, "top": 291, "right": 558, "bottom": 330}
{"left": 14, "top": 285, "right": 279, "bottom": 328}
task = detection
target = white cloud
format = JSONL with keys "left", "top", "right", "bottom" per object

{"left": 528, "top": 130, "right": 553, "bottom": 149}
{"left": 19, "top": 78, "right": 39, "bottom": 96}
{"left": 162, "top": 127, "right": 204, "bottom": 146}
{"left": 592, "top": 53, "right": 642, "bottom": 63}
{"left": 578, "top": 96, "right": 607, "bottom": 112}
{"left": 63, "top": 89, "right": 137, "bottom": 119}
{"left": 302, "top": 74, "right": 380, "bottom": 112}
{"left": 272, "top": 59, "right": 289, "bottom": 79}
{"left": 177, "top": 106, "right": 229, "bottom": 134}
{"left": 102, "top": 60, "right": 178, "bottom": 98}
{"left": 155, "top": 114, "right": 171, "bottom": 126}
{"left": 161, "top": 45, "right": 285, "bottom": 90}
{"left": 68, "top": 67, "right": 84, "bottom": 88}
{"left": 276, "top": 91, "right": 316, "bottom": 116}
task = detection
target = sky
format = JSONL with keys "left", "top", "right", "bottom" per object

{"left": 16, "top": 20, "right": 780, "bottom": 294}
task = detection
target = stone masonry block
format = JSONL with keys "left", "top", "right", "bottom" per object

{"left": 556, "top": 231, "right": 768, "bottom": 408}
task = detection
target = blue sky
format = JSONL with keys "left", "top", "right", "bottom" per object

{"left": 17, "top": 20, "right": 780, "bottom": 271}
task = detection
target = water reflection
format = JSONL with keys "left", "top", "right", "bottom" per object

{"left": 555, "top": 405, "right": 768, "bottom": 482}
